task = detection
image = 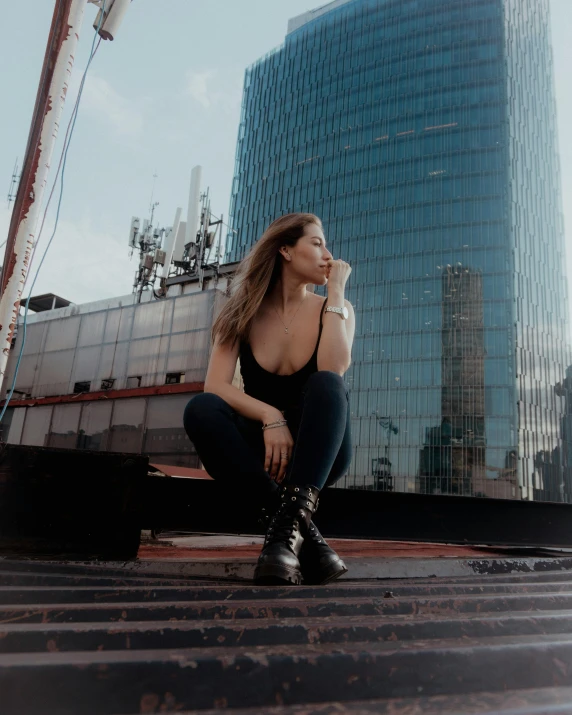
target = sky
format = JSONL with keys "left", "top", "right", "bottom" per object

{"left": 0, "top": 1, "right": 571, "bottom": 323}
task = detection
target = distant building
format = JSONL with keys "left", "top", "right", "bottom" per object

{"left": 0, "top": 267, "right": 236, "bottom": 470}
{"left": 226, "top": 0, "right": 570, "bottom": 500}
{"left": 419, "top": 266, "right": 492, "bottom": 496}
{"left": 537, "top": 366, "right": 572, "bottom": 502}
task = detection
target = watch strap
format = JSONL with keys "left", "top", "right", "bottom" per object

{"left": 325, "top": 305, "right": 347, "bottom": 318}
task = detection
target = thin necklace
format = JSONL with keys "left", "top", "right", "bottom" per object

{"left": 273, "top": 294, "right": 306, "bottom": 334}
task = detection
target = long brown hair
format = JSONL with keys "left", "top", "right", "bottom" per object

{"left": 212, "top": 213, "right": 322, "bottom": 346}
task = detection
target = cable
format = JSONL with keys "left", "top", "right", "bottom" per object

{"left": 29, "top": 38, "right": 102, "bottom": 279}
{"left": 0, "top": 4, "right": 107, "bottom": 424}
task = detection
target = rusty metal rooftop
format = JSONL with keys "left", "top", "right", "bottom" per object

{"left": 3, "top": 445, "right": 572, "bottom": 711}
{"left": 3, "top": 552, "right": 572, "bottom": 713}
{"left": 133, "top": 533, "right": 572, "bottom": 581}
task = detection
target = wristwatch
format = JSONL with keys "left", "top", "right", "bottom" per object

{"left": 325, "top": 305, "right": 349, "bottom": 320}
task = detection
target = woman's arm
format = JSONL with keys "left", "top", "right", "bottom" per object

{"left": 204, "top": 337, "right": 283, "bottom": 424}
{"left": 317, "top": 261, "right": 355, "bottom": 375}
{"left": 205, "top": 336, "right": 294, "bottom": 483}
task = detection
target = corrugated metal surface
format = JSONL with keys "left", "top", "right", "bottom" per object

{"left": 2, "top": 561, "right": 572, "bottom": 713}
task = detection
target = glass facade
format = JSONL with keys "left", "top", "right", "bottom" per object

{"left": 226, "top": 0, "right": 570, "bottom": 500}
{"left": 2, "top": 288, "right": 225, "bottom": 469}
{"left": 7, "top": 393, "right": 200, "bottom": 469}
{"left": 4, "top": 290, "right": 217, "bottom": 399}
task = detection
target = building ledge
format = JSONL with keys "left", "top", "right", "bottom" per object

{"left": 0, "top": 382, "right": 204, "bottom": 408}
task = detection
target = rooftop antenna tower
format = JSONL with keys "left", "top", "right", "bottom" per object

{"left": 183, "top": 165, "right": 202, "bottom": 254}
{"left": 128, "top": 215, "right": 165, "bottom": 303}
{"left": 168, "top": 165, "right": 225, "bottom": 289}
{"left": 128, "top": 173, "right": 169, "bottom": 302}
{"left": 127, "top": 164, "right": 226, "bottom": 298}
{"left": 6, "top": 159, "right": 20, "bottom": 206}
{"left": 148, "top": 170, "right": 159, "bottom": 219}
{"left": 194, "top": 187, "right": 224, "bottom": 290}
{"left": 157, "top": 207, "right": 183, "bottom": 295}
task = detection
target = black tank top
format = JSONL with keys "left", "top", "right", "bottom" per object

{"left": 239, "top": 298, "right": 327, "bottom": 412}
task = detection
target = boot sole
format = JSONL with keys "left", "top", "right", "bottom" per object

{"left": 303, "top": 561, "right": 348, "bottom": 586}
{"left": 253, "top": 564, "right": 302, "bottom": 586}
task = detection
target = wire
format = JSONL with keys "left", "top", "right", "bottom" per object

{"left": 28, "top": 38, "right": 102, "bottom": 278}
{"left": 0, "top": 4, "right": 107, "bottom": 424}
{"left": 210, "top": 212, "right": 237, "bottom": 235}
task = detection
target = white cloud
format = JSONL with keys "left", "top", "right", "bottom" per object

{"left": 81, "top": 74, "right": 144, "bottom": 137}
{"left": 24, "top": 214, "right": 135, "bottom": 304}
{"left": 0, "top": 204, "right": 133, "bottom": 305}
{"left": 186, "top": 69, "right": 217, "bottom": 108}
{"left": 184, "top": 68, "right": 243, "bottom": 117}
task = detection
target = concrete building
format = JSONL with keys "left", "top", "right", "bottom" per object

{"left": 0, "top": 266, "right": 236, "bottom": 470}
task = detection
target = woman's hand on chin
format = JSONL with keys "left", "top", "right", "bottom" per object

{"left": 325, "top": 259, "right": 351, "bottom": 293}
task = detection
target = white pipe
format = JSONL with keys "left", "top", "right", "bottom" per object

{"left": 0, "top": 0, "right": 87, "bottom": 386}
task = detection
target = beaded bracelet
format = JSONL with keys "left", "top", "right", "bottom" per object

{"left": 262, "top": 419, "right": 287, "bottom": 431}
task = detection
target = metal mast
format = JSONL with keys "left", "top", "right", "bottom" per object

{"left": 0, "top": 0, "right": 87, "bottom": 387}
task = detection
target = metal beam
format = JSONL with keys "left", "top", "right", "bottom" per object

{"left": 0, "top": 381, "right": 204, "bottom": 408}
{"left": 0, "top": 0, "right": 87, "bottom": 389}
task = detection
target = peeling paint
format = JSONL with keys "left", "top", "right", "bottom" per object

{"left": 0, "top": 0, "right": 86, "bottom": 384}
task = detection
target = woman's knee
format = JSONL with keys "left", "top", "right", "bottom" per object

{"left": 305, "top": 370, "right": 348, "bottom": 395}
{"left": 183, "top": 392, "right": 230, "bottom": 432}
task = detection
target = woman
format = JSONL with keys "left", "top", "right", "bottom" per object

{"left": 184, "top": 213, "right": 355, "bottom": 586}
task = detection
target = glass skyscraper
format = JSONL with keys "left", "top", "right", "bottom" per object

{"left": 226, "top": 0, "right": 570, "bottom": 502}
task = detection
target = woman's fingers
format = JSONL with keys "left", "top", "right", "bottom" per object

{"left": 276, "top": 449, "right": 290, "bottom": 483}
{"left": 270, "top": 445, "right": 281, "bottom": 479}
{"left": 264, "top": 428, "right": 294, "bottom": 481}
{"left": 264, "top": 446, "right": 272, "bottom": 474}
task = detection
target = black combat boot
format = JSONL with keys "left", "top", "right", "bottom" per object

{"left": 257, "top": 488, "right": 280, "bottom": 531}
{"left": 253, "top": 484, "right": 319, "bottom": 585}
{"left": 299, "top": 519, "right": 348, "bottom": 585}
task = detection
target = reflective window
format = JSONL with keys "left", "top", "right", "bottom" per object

{"left": 78, "top": 313, "right": 106, "bottom": 347}
{"left": 6, "top": 408, "right": 26, "bottom": 445}
{"left": 37, "top": 351, "right": 75, "bottom": 397}
{"left": 143, "top": 394, "right": 198, "bottom": 468}
{"left": 48, "top": 404, "right": 81, "bottom": 449}
{"left": 44, "top": 317, "right": 81, "bottom": 352}
{"left": 21, "top": 407, "right": 53, "bottom": 447}
{"left": 77, "top": 402, "right": 113, "bottom": 451}
{"left": 72, "top": 347, "right": 101, "bottom": 385}
{"left": 0, "top": 408, "right": 14, "bottom": 443}
{"left": 132, "top": 301, "right": 173, "bottom": 340}
{"left": 108, "top": 399, "right": 146, "bottom": 453}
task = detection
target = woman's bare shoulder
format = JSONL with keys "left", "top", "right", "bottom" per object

{"left": 310, "top": 293, "right": 327, "bottom": 305}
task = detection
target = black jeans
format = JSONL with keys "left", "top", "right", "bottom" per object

{"left": 183, "top": 370, "right": 352, "bottom": 493}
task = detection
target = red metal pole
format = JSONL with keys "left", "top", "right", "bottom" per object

{"left": 1, "top": 0, "right": 73, "bottom": 296}
{"left": 0, "top": 0, "right": 86, "bottom": 380}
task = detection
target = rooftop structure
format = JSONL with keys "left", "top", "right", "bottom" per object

{"left": 21, "top": 293, "right": 72, "bottom": 313}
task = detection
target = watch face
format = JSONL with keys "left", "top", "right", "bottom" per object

{"left": 342, "top": 306, "right": 349, "bottom": 319}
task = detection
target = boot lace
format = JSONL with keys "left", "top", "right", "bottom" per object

{"left": 307, "top": 523, "right": 324, "bottom": 544}
{"left": 265, "top": 507, "right": 300, "bottom": 546}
